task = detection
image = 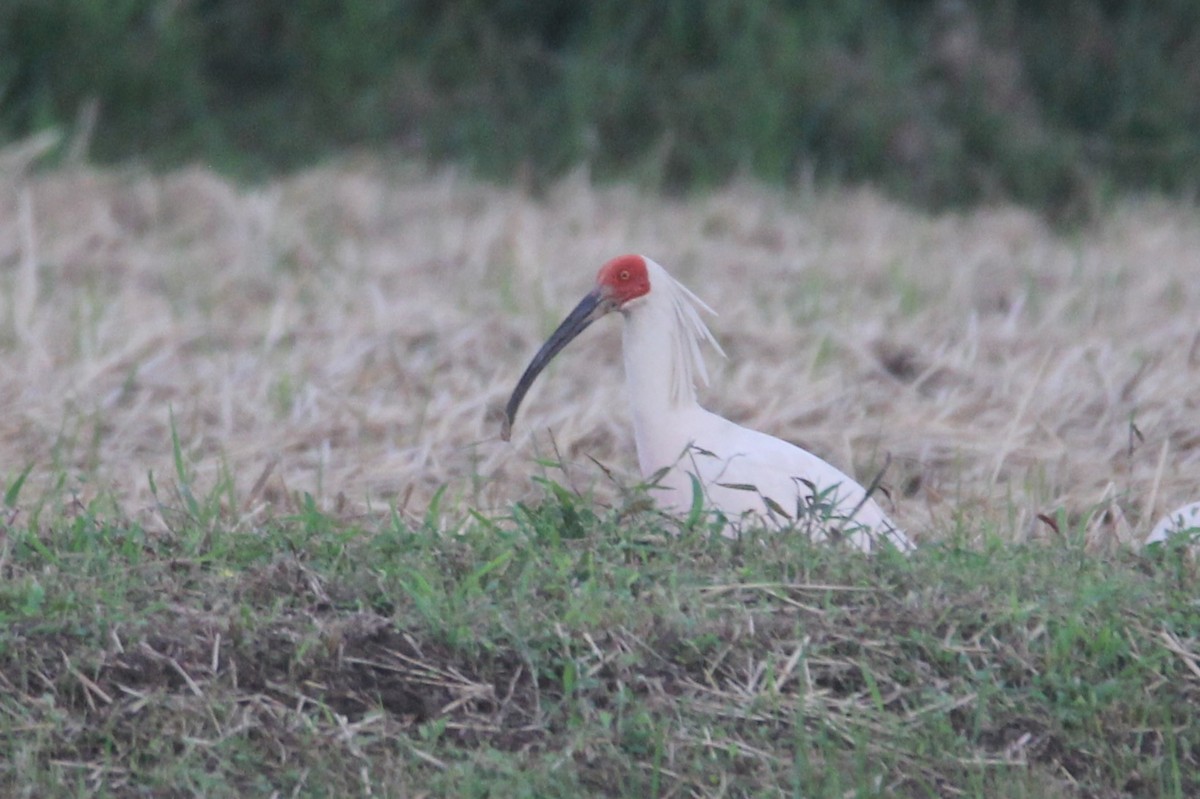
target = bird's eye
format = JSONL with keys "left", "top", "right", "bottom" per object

{"left": 619, "top": 269, "right": 630, "bottom": 281}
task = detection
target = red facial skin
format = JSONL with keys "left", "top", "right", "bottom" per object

{"left": 595, "top": 254, "right": 651, "bottom": 306}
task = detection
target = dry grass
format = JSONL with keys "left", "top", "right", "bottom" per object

{"left": 2, "top": 149, "right": 1199, "bottom": 796}
{"left": 1, "top": 155, "right": 1197, "bottom": 543}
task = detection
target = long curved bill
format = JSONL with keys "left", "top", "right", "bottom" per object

{"left": 501, "top": 288, "right": 610, "bottom": 441}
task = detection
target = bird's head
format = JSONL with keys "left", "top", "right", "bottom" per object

{"left": 500, "top": 254, "right": 652, "bottom": 440}
{"left": 594, "top": 253, "right": 652, "bottom": 310}
{"left": 500, "top": 253, "right": 723, "bottom": 441}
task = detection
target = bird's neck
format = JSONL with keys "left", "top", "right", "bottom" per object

{"left": 621, "top": 297, "right": 701, "bottom": 474}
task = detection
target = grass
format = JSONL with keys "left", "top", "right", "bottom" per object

{"left": 1, "top": 470, "right": 1198, "bottom": 797}
{"left": 1, "top": 153, "right": 1199, "bottom": 795}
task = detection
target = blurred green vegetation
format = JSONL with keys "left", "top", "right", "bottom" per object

{"left": 2, "top": 0, "right": 1199, "bottom": 214}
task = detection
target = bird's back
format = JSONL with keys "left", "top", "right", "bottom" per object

{"left": 645, "top": 406, "right": 914, "bottom": 552}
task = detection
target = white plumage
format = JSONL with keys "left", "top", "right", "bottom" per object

{"left": 1145, "top": 501, "right": 1200, "bottom": 548}
{"left": 503, "top": 254, "right": 914, "bottom": 553}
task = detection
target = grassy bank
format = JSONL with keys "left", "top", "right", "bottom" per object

{"left": 2, "top": 472, "right": 1197, "bottom": 797}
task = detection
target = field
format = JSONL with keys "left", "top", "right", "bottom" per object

{"left": 1, "top": 149, "right": 1198, "bottom": 797}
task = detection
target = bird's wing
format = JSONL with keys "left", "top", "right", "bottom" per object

{"left": 683, "top": 413, "right": 912, "bottom": 550}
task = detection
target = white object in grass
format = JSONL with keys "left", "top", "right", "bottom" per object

{"left": 502, "top": 254, "right": 913, "bottom": 553}
{"left": 1145, "top": 501, "right": 1200, "bottom": 547}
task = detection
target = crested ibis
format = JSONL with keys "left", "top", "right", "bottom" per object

{"left": 502, "top": 254, "right": 914, "bottom": 552}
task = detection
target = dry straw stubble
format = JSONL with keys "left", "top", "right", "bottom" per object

{"left": 1, "top": 155, "right": 1197, "bottom": 542}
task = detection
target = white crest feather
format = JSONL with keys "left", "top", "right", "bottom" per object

{"left": 643, "top": 258, "right": 727, "bottom": 405}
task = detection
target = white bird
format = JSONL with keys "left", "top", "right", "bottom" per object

{"left": 502, "top": 254, "right": 914, "bottom": 553}
{"left": 1145, "top": 501, "right": 1200, "bottom": 548}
